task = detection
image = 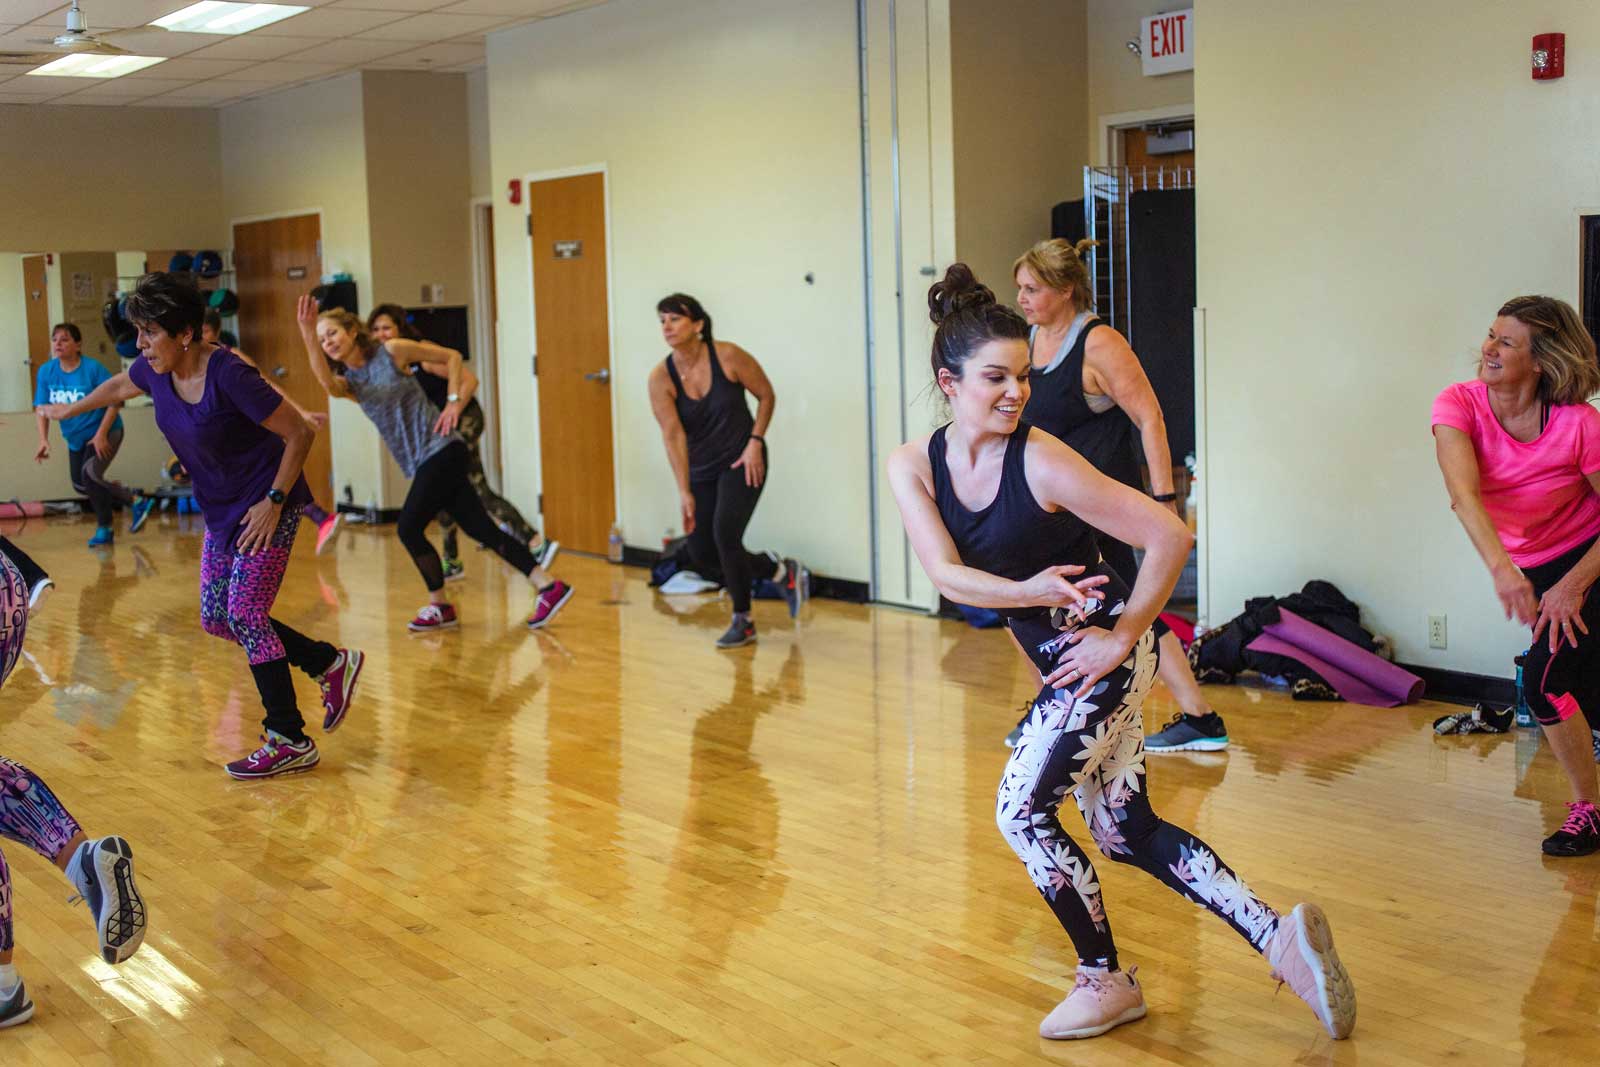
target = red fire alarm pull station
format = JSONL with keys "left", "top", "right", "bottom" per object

{"left": 507, "top": 179, "right": 523, "bottom": 205}
{"left": 1533, "top": 33, "right": 1565, "bottom": 80}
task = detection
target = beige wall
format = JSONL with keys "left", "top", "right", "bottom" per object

{"left": 950, "top": 0, "right": 1088, "bottom": 298}
{"left": 467, "top": 68, "right": 492, "bottom": 201}
{"left": 0, "top": 106, "right": 226, "bottom": 251}
{"left": 0, "top": 255, "right": 28, "bottom": 411}
{"left": 220, "top": 74, "right": 390, "bottom": 509}
{"left": 1086, "top": 0, "right": 1194, "bottom": 162}
{"left": 1195, "top": 0, "right": 1600, "bottom": 674}
{"left": 54, "top": 252, "right": 120, "bottom": 379}
{"left": 2, "top": 405, "right": 170, "bottom": 503}
{"left": 487, "top": 0, "right": 883, "bottom": 582}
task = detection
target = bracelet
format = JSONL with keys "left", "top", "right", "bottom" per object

{"left": 750, "top": 434, "right": 765, "bottom": 443}
{"left": 1152, "top": 492, "right": 1178, "bottom": 503}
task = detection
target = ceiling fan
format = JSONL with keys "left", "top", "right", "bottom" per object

{"left": 0, "top": 2, "right": 136, "bottom": 66}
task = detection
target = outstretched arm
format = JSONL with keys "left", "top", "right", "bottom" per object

{"left": 295, "top": 294, "right": 351, "bottom": 399}
{"left": 1434, "top": 425, "right": 1537, "bottom": 625}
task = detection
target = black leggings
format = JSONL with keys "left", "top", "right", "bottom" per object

{"left": 399, "top": 442, "right": 536, "bottom": 592}
{"left": 0, "top": 536, "right": 46, "bottom": 590}
{"left": 69, "top": 427, "right": 135, "bottom": 528}
{"left": 999, "top": 571, "right": 1280, "bottom": 970}
{"left": 686, "top": 450, "right": 770, "bottom": 615}
{"left": 1523, "top": 535, "right": 1600, "bottom": 731}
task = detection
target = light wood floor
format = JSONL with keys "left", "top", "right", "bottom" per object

{"left": 1, "top": 514, "right": 1596, "bottom": 1066}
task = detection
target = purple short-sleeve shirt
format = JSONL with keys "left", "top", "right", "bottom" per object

{"left": 129, "top": 347, "right": 311, "bottom": 545}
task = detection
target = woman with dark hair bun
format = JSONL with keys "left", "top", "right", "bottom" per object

{"left": 367, "top": 303, "right": 555, "bottom": 583}
{"left": 39, "top": 272, "right": 364, "bottom": 780}
{"left": 647, "top": 293, "right": 804, "bottom": 649}
{"left": 886, "top": 263, "right": 1354, "bottom": 1042}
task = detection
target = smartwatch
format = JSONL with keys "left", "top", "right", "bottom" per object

{"left": 447, "top": 393, "right": 460, "bottom": 404}
{"left": 267, "top": 488, "right": 286, "bottom": 505}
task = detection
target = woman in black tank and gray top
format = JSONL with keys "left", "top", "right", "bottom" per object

{"left": 648, "top": 293, "right": 804, "bottom": 649}
{"left": 1012, "top": 238, "right": 1227, "bottom": 754}
{"left": 296, "top": 296, "right": 573, "bottom": 633}
{"left": 888, "top": 264, "right": 1353, "bottom": 1043}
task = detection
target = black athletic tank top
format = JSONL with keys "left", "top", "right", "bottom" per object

{"left": 929, "top": 421, "right": 1100, "bottom": 616}
{"left": 1026, "top": 321, "right": 1141, "bottom": 490}
{"left": 666, "top": 344, "right": 756, "bottom": 482}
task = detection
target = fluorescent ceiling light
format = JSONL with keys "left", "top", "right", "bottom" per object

{"left": 27, "top": 54, "right": 167, "bottom": 78}
{"left": 152, "top": 2, "right": 309, "bottom": 35}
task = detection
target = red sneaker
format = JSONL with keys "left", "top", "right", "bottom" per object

{"left": 526, "top": 580, "right": 574, "bottom": 629}
{"left": 317, "top": 648, "right": 364, "bottom": 732}
{"left": 408, "top": 603, "right": 458, "bottom": 632}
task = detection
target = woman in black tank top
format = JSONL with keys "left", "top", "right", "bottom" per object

{"left": 648, "top": 294, "right": 805, "bottom": 649}
{"left": 1014, "top": 239, "right": 1228, "bottom": 754}
{"left": 887, "top": 264, "right": 1355, "bottom": 1044}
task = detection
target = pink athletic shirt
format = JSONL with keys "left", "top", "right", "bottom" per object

{"left": 1432, "top": 378, "right": 1600, "bottom": 567}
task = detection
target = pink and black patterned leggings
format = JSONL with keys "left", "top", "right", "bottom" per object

{"left": 1523, "top": 536, "right": 1600, "bottom": 732}
{"left": 199, "top": 504, "right": 337, "bottom": 742}
{"left": 0, "top": 757, "right": 83, "bottom": 953}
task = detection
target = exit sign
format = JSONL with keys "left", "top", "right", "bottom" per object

{"left": 1141, "top": 8, "right": 1193, "bottom": 76}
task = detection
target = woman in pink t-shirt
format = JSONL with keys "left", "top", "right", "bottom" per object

{"left": 1433, "top": 295, "right": 1600, "bottom": 857}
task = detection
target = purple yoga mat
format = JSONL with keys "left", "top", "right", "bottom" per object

{"left": 1245, "top": 608, "right": 1425, "bottom": 707}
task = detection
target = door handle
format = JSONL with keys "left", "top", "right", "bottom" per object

{"left": 584, "top": 368, "right": 611, "bottom": 383}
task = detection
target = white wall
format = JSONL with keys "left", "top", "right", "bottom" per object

{"left": 220, "top": 74, "right": 388, "bottom": 509}
{"left": 487, "top": 0, "right": 878, "bottom": 581}
{"left": 467, "top": 68, "right": 492, "bottom": 202}
{"left": 1196, "top": 0, "right": 1600, "bottom": 675}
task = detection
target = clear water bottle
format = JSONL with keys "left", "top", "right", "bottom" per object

{"left": 607, "top": 523, "right": 624, "bottom": 563}
{"left": 365, "top": 494, "right": 378, "bottom": 526}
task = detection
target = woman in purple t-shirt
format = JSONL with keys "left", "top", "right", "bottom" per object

{"left": 1433, "top": 295, "right": 1600, "bottom": 857}
{"left": 39, "top": 273, "right": 366, "bottom": 781}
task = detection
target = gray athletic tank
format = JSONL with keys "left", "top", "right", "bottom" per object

{"left": 343, "top": 344, "right": 457, "bottom": 476}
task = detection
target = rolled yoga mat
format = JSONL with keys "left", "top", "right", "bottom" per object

{"left": 1245, "top": 608, "right": 1425, "bottom": 707}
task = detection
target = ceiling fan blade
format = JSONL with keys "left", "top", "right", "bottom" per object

{"left": 24, "top": 34, "right": 128, "bottom": 55}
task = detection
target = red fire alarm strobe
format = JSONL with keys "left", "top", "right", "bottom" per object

{"left": 1533, "top": 33, "right": 1565, "bottom": 80}
{"left": 507, "top": 179, "right": 523, "bottom": 205}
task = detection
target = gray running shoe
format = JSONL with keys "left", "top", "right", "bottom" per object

{"left": 1145, "top": 711, "right": 1230, "bottom": 753}
{"left": 716, "top": 615, "right": 756, "bottom": 649}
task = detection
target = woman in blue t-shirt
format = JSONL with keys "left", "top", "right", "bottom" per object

{"left": 31, "top": 323, "right": 155, "bottom": 546}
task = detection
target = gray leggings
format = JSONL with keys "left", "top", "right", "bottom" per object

{"left": 69, "top": 426, "right": 135, "bottom": 527}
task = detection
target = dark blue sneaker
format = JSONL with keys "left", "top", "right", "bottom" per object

{"left": 129, "top": 496, "right": 156, "bottom": 534}
{"left": 0, "top": 978, "right": 33, "bottom": 1029}
{"left": 1145, "top": 711, "right": 1230, "bottom": 753}
{"left": 67, "top": 836, "right": 147, "bottom": 965}
{"left": 87, "top": 526, "right": 113, "bottom": 547}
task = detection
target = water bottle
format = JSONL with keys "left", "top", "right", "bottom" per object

{"left": 365, "top": 493, "right": 378, "bottom": 526}
{"left": 1513, "top": 651, "right": 1534, "bottom": 727}
{"left": 607, "top": 523, "right": 624, "bottom": 563}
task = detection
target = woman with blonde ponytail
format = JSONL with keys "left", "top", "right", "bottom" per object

{"left": 1009, "top": 238, "right": 1228, "bottom": 754}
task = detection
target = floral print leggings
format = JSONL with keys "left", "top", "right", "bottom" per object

{"left": 998, "top": 585, "right": 1280, "bottom": 971}
{"left": 0, "top": 757, "right": 83, "bottom": 953}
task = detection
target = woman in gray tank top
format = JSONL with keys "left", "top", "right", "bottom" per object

{"left": 297, "top": 296, "right": 573, "bottom": 633}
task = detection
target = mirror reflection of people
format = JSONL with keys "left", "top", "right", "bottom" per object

{"left": 647, "top": 293, "right": 805, "bottom": 649}
{"left": 1012, "top": 240, "right": 1225, "bottom": 754}
{"left": 39, "top": 273, "right": 365, "bottom": 780}
{"left": 367, "top": 304, "right": 556, "bottom": 583}
{"left": 298, "top": 296, "right": 572, "bottom": 632}
{"left": 0, "top": 549, "right": 148, "bottom": 1028}
{"left": 31, "top": 323, "right": 156, "bottom": 547}
{"left": 886, "top": 264, "right": 1354, "bottom": 1043}
{"left": 1433, "top": 296, "right": 1600, "bottom": 857}
{"left": 202, "top": 310, "right": 342, "bottom": 555}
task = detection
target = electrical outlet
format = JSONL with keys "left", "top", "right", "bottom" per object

{"left": 1428, "top": 614, "right": 1448, "bottom": 650}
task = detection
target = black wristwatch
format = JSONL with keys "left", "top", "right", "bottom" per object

{"left": 267, "top": 488, "right": 286, "bottom": 505}
{"left": 1152, "top": 492, "right": 1178, "bottom": 503}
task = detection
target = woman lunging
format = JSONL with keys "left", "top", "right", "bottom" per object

{"left": 299, "top": 297, "right": 571, "bottom": 632}
{"left": 887, "top": 265, "right": 1355, "bottom": 1041}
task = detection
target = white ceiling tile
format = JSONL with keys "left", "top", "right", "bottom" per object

{"left": 291, "top": 37, "right": 403, "bottom": 63}
{"left": 125, "top": 95, "right": 215, "bottom": 107}
{"left": 7, "top": 72, "right": 99, "bottom": 91}
{"left": 178, "top": 33, "right": 310, "bottom": 61}
{"left": 369, "top": 40, "right": 482, "bottom": 68}
{"left": 327, "top": 0, "right": 439, "bottom": 11}
{"left": 59, "top": 76, "right": 192, "bottom": 98}
{"left": 219, "top": 59, "right": 340, "bottom": 84}
{"left": 0, "top": 2, "right": 62, "bottom": 26}
{"left": 121, "top": 55, "right": 239, "bottom": 77}
{"left": 439, "top": 0, "right": 588, "bottom": 15}
{"left": 44, "top": 2, "right": 202, "bottom": 30}
{"left": 259, "top": 7, "right": 408, "bottom": 36}
{"left": 355, "top": 12, "right": 507, "bottom": 41}
{"left": 28, "top": 26, "right": 221, "bottom": 57}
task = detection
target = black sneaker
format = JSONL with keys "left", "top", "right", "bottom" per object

{"left": 1541, "top": 801, "right": 1600, "bottom": 857}
{"left": 1432, "top": 703, "right": 1513, "bottom": 735}
{"left": 1003, "top": 698, "right": 1034, "bottom": 748}
{"left": 0, "top": 978, "right": 33, "bottom": 1029}
{"left": 1145, "top": 710, "right": 1230, "bottom": 753}
{"left": 716, "top": 616, "right": 756, "bottom": 649}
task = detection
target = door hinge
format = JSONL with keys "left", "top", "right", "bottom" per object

{"left": 531, "top": 354, "right": 537, "bottom": 377}
{"left": 537, "top": 493, "right": 543, "bottom": 513}
{"left": 526, "top": 216, "right": 533, "bottom": 237}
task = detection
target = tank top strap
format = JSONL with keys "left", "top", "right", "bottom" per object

{"left": 706, "top": 342, "right": 728, "bottom": 383}
{"left": 927, "top": 424, "right": 951, "bottom": 485}
{"left": 664, "top": 353, "right": 685, "bottom": 392}
{"left": 998, "top": 421, "right": 1036, "bottom": 507}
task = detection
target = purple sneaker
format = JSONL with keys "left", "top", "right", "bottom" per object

{"left": 225, "top": 734, "right": 320, "bottom": 780}
{"left": 317, "top": 648, "right": 364, "bottom": 733}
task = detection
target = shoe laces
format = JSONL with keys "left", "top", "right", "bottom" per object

{"left": 1558, "top": 800, "right": 1599, "bottom": 835}
{"left": 1072, "top": 966, "right": 1127, "bottom": 996}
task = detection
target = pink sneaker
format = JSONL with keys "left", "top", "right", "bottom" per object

{"left": 1038, "top": 965, "right": 1147, "bottom": 1040}
{"left": 225, "top": 734, "right": 320, "bottom": 780}
{"left": 317, "top": 648, "right": 364, "bottom": 732}
{"left": 315, "top": 513, "right": 342, "bottom": 555}
{"left": 1266, "top": 903, "right": 1356, "bottom": 1039}
{"left": 526, "top": 580, "right": 574, "bottom": 630}
{"left": 408, "top": 603, "right": 458, "bottom": 632}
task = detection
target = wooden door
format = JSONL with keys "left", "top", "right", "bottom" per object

{"left": 1121, "top": 127, "right": 1196, "bottom": 181}
{"left": 232, "top": 215, "right": 332, "bottom": 508}
{"left": 23, "top": 255, "right": 51, "bottom": 396}
{"left": 530, "top": 173, "right": 615, "bottom": 555}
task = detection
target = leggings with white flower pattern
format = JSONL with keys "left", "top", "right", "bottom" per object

{"left": 997, "top": 589, "right": 1280, "bottom": 972}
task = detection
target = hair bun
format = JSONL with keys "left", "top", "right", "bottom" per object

{"left": 928, "top": 263, "right": 996, "bottom": 325}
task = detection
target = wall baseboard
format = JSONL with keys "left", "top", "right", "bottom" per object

{"left": 1398, "top": 663, "right": 1514, "bottom": 708}
{"left": 621, "top": 544, "right": 869, "bottom": 603}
